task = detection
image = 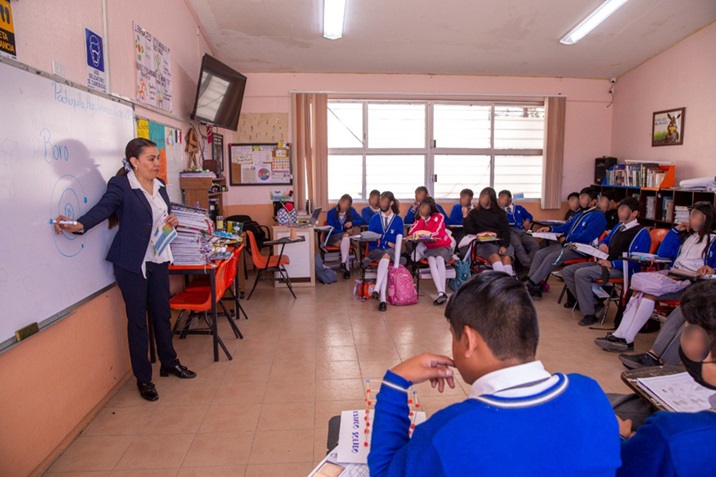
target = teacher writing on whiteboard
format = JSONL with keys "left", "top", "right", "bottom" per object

{"left": 54, "top": 138, "right": 196, "bottom": 402}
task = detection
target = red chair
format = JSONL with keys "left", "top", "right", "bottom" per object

{"left": 170, "top": 259, "right": 243, "bottom": 360}
{"left": 245, "top": 230, "right": 295, "bottom": 300}
{"left": 414, "top": 257, "right": 458, "bottom": 294}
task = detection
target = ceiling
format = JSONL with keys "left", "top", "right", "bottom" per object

{"left": 186, "top": 0, "right": 716, "bottom": 79}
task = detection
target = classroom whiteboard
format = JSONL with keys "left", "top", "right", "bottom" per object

{"left": 0, "top": 60, "right": 134, "bottom": 350}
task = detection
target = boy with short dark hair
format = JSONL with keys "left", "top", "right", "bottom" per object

{"left": 565, "top": 191, "right": 581, "bottom": 221}
{"left": 498, "top": 189, "right": 539, "bottom": 268}
{"left": 405, "top": 186, "right": 447, "bottom": 224}
{"left": 368, "top": 272, "right": 621, "bottom": 477}
{"left": 362, "top": 189, "right": 381, "bottom": 223}
{"left": 599, "top": 190, "right": 620, "bottom": 230}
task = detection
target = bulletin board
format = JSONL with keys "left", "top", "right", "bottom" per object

{"left": 229, "top": 143, "right": 292, "bottom": 186}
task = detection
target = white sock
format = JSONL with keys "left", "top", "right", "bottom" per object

{"left": 437, "top": 257, "right": 447, "bottom": 294}
{"left": 376, "top": 257, "right": 390, "bottom": 301}
{"left": 615, "top": 297, "right": 656, "bottom": 343}
{"left": 492, "top": 261, "right": 506, "bottom": 272}
{"left": 340, "top": 236, "right": 350, "bottom": 265}
{"left": 427, "top": 256, "right": 446, "bottom": 294}
{"left": 504, "top": 264, "right": 514, "bottom": 276}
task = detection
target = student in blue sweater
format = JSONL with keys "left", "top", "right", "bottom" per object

{"left": 368, "top": 272, "right": 621, "bottom": 477}
{"left": 617, "top": 280, "right": 716, "bottom": 477}
{"left": 527, "top": 187, "right": 607, "bottom": 299}
{"left": 326, "top": 194, "right": 365, "bottom": 279}
{"left": 498, "top": 189, "right": 539, "bottom": 269}
{"left": 366, "top": 191, "right": 404, "bottom": 312}
{"left": 361, "top": 189, "right": 381, "bottom": 223}
{"left": 447, "top": 188, "right": 473, "bottom": 245}
{"left": 405, "top": 186, "right": 447, "bottom": 225}
{"left": 561, "top": 197, "right": 651, "bottom": 327}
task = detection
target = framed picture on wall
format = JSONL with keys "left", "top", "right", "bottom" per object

{"left": 652, "top": 107, "right": 685, "bottom": 147}
{"left": 212, "top": 133, "right": 224, "bottom": 176}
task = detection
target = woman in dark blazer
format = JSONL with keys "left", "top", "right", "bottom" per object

{"left": 54, "top": 138, "right": 195, "bottom": 402}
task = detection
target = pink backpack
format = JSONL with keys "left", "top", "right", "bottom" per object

{"left": 387, "top": 265, "right": 418, "bottom": 306}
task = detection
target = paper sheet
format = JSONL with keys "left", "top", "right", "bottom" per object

{"left": 569, "top": 243, "right": 608, "bottom": 260}
{"left": 528, "top": 231, "right": 563, "bottom": 241}
{"left": 637, "top": 372, "right": 716, "bottom": 412}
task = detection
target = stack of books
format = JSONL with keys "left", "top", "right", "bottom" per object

{"left": 645, "top": 196, "right": 657, "bottom": 220}
{"left": 662, "top": 197, "right": 675, "bottom": 222}
{"left": 180, "top": 170, "right": 216, "bottom": 178}
{"left": 602, "top": 163, "right": 667, "bottom": 188}
{"left": 674, "top": 205, "right": 690, "bottom": 224}
{"left": 170, "top": 203, "right": 214, "bottom": 265}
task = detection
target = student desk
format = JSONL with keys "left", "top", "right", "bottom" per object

{"left": 621, "top": 365, "right": 685, "bottom": 411}
{"left": 271, "top": 226, "right": 315, "bottom": 287}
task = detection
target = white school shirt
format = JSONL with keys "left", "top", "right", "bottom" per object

{"left": 468, "top": 360, "right": 560, "bottom": 399}
{"left": 673, "top": 233, "right": 709, "bottom": 272}
{"left": 127, "top": 170, "right": 173, "bottom": 278}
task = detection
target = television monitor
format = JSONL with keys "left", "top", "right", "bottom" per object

{"left": 190, "top": 54, "right": 247, "bottom": 131}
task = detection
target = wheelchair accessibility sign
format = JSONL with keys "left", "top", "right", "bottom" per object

{"left": 0, "top": 0, "right": 16, "bottom": 58}
{"left": 85, "top": 28, "right": 107, "bottom": 92}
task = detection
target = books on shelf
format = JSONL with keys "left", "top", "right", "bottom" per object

{"left": 662, "top": 197, "right": 674, "bottom": 222}
{"left": 645, "top": 196, "right": 657, "bottom": 220}
{"left": 674, "top": 205, "right": 689, "bottom": 224}
{"left": 170, "top": 203, "right": 214, "bottom": 265}
{"left": 602, "top": 162, "right": 670, "bottom": 188}
{"left": 180, "top": 170, "right": 216, "bottom": 178}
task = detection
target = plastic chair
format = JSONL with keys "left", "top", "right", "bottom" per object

{"left": 554, "top": 231, "right": 609, "bottom": 303}
{"left": 245, "top": 230, "right": 295, "bottom": 300}
{"left": 413, "top": 256, "right": 458, "bottom": 294}
{"left": 649, "top": 228, "right": 669, "bottom": 254}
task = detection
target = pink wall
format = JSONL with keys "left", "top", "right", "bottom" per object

{"left": 611, "top": 22, "right": 716, "bottom": 180}
{"left": 0, "top": 1, "right": 217, "bottom": 476}
{"left": 231, "top": 73, "right": 615, "bottom": 205}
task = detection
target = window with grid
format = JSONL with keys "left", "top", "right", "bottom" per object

{"left": 327, "top": 100, "right": 545, "bottom": 201}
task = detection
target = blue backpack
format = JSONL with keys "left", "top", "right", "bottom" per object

{"left": 315, "top": 253, "right": 337, "bottom": 284}
{"left": 448, "top": 256, "right": 472, "bottom": 292}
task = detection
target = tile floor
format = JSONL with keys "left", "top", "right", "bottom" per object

{"left": 42, "top": 275, "right": 654, "bottom": 476}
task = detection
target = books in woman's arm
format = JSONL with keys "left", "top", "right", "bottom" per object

{"left": 567, "top": 243, "right": 609, "bottom": 260}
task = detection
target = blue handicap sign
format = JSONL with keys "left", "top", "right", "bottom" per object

{"left": 85, "top": 28, "right": 104, "bottom": 72}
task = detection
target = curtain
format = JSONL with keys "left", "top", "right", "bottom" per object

{"left": 292, "top": 93, "right": 328, "bottom": 209}
{"left": 541, "top": 96, "right": 566, "bottom": 209}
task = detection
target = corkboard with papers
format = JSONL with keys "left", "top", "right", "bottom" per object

{"left": 228, "top": 143, "right": 292, "bottom": 186}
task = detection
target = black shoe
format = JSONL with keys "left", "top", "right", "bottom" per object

{"left": 340, "top": 264, "right": 351, "bottom": 279}
{"left": 594, "top": 334, "right": 633, "bottom": 352}
{"left": 434, "top": 292, "right": 448, "bottom": 306}
{"left": 564, "top": 290, "right": 577, "bottom": 309}
{"left": 160, "top": 361, "right": 197, "bottom": 379}
{"left": 527, "top": 281, "right": 542, "bottom": 300}
{"left": 619, "top": 352, "right": 661, "bottom": 370}
{"left": 378, "top": 301, "right": 387, "bottom": 312}
{"left": 137, "top": 381, "right": 159, "bottom": 401}
{"left": 578, "top": 314, "right": 599, "bottom": 327}
{"left": 371, "top": 291, "right": 380, "bottom": 301}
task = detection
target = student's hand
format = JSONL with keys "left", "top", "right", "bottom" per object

{"left": 391, "top": 353, "right": 456, "bottom": 392}
{"left": 388, "top": 242, "right": 395, "bottom": 248}
{"left": 165, "top": 214, "right": 179, "bottom": 228}
{"left": 462, "top": 207, "right": 469, "bottom": 218}
{"left": 598, "top": 243, "right": 609, "bottom": 253}
{"left": 537, "top": 227, "right": 550, "bottom": 233}
{"left": 676, "top": 222, "right": 691, "bottom": 232}
{"left": 697, "top": 266, "right": 715, "bottom": 276}
{"left": 558, "top": 236, "right": 566, "bottom": 244}
{"left": 53, "top": 215, "right": 84, "bottom": 234}
{"left": 523, "top": 220, "right": 531, "bottom": 229}
{"left": 498, "top": 246, "right": 507, "bottom": 255}
{"left": 616, "top": 416, "right": 635, "bottom": 439}
{"left": 598, "top": 259, "right": 612, "bottom": 269}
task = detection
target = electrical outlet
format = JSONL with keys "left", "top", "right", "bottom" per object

{"left": 52, "top": 60, "right": 65, "bottom": 78}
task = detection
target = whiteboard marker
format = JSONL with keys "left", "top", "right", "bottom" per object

{"left": 49, "top": 219, "right": 78, "bottom": 226}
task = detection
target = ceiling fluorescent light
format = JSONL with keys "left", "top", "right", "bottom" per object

{"left": 560, "top": 0, "right": 630, "bottom": 45}
{"left": 323, "top": 0, "right": 346, "bottom": 40}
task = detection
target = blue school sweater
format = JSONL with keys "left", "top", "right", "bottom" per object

{"left": 599, "top": 225, "right": 652, "bottom": 272}
{"left": 326, "top": 207, "right": 364, "bottom": 237}
{"left": 362, "top": 205, "right": 380, "bottom": 224}
{"left": 618, "top": 410, "right": 716, "bottom": 477}
{"left": 368, "top": 213, "right": 404, "bottom": 251}
{"left": 657, "top": 228, "right": 716, "bottom": 268}
{"left": 551, "top": 207, "right": 607, "bottom": 245}
{"left": 447, "top": 204, "right": 466, "bottom": 226}
{"left": 405, "top": 203, "right": 447, "bottom": 225}
{"left": 505, "top": 204, "right": 533, "bottom": 230}
{"left": 368, "top": 370, "right": 621, "bottom": 477}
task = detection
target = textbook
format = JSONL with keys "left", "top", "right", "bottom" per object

{"left": 636, "top": 372, "right": 716, "bottom": 413}
{"left": 528, "top": 231, "right": 563, "bottom": 241}
{"left": 568, "top": 243, "right": 608, "bottom": 260}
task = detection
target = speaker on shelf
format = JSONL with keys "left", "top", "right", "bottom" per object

{"left": 595, "top": 156, "right": 618, "bottom": 185}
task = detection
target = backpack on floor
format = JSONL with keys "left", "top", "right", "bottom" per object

{"left": 315, "top": 253, "right": 337, "bottom": 284}
{"left": 353, "top": 279, "right": 375, "bottom": 300}
{"left": 449, "top": 256, "right": 472, "bottom": 292}
{"left": 387, "top": 265, "right": 418, "bottom": 306}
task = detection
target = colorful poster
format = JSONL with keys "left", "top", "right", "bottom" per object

{"left": 84, "top": 28, "right": 106, "bottom": 93}
{"left": 136, "top": 118, "right": 150, "bottom": 139}
{"left": 148, "top": 121, "right": 167, "bottom": 183}
{"left": 0, "top": 0, "right": 16, "bottom": 58}
{"left": 133, "top": 23, "right": 172, "bottom": 112}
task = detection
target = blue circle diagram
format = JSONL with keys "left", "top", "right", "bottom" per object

{"left": 51, "top": 175, "right": 88, "bottom": 257}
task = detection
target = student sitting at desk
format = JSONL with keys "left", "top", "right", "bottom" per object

{"left": 595, "top": 202, "right": 716, "bottom": 352}
{"left": 561, "top": 197, "right": 651, "bottom": 327}
{"left": 498, "top": 189, "right": 539, "bottom": 269}
{"left": 447, "top": 188, "right": 474, "bottom": 226}
{"left": 404, "top": 186, "right": 447, "bottom": 225}
{"left": 462, "top": 187, "right": 515, "bottom": 276}
{"left": 617, "top": 280, "right": 716, "bottom": 477}
{"left": 326, "top": 194, "right": 365, "bottom": 279}
{"left": 53, "top": 138, "right": 196, "bottom": 402}
{"left": 408, "top": 197, "right": 454, "bottom": 306}
{"left": 362, "top": 189, "right": 381, "bottom": 223}
{"left": 565, "top": 191, "right": 581, "bottom": 221}
{"left": 366, "top": 191, "right": 404, "bottom": 312}
{"left": 526, "top": 187, "right": 607, "bottom": 300}
{"left": 599, "top": 190, "right": 620, "bottom": 231}
{"left": 368, "top": 273, "right": 621, "bottom": 477}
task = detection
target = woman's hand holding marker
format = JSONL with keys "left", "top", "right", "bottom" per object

{"left": 52, "top": 215, "right": 84, "bottom": 234}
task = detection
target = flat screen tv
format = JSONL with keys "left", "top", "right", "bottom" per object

{"left": 190, "top": 54, "right": 247, "bottom": 131}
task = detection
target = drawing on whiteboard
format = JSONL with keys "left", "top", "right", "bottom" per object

{"left": 50, "top": 175, "right": 88, "bottom": 258}
{"left": 40, "top": 128, "right": 70, "bottom": 163}
{"left": 0, "top": 137, "right": 17, "bottom": 199}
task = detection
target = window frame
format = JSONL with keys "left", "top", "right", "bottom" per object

{"left": 327, "top": 99, "right": 545, "bottom": 201}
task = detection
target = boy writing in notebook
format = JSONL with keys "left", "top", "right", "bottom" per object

{"left": 368, "top": 272, "right": 620, "bottom": 477}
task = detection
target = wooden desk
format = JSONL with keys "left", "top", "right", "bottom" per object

{"left": 272, "top": 226, "right": 316, "bottom": 287}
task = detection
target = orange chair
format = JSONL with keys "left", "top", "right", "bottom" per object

{"left": 649, "top": 228, "right": 669, "bottom": 254}
{"left": 245, "top": 230, "right": 295, "bottom": 300}
{"left": 170, "top": 259, "right": 243, "bottom": 360}
{"left": 414, "top": 257, "right": 458, "bottom": 294}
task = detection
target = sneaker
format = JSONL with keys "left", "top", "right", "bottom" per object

{"left": 619, "top": 352, "right": 661, "bottom": 370}
{"left": 578, "top": 314, "right": 598, "bottom": 327}
{"left": 434, "top": 292, "right": 448, "bottom": 306}
{"left": 594, "top": 334, "right": 633, "bottom": 352}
